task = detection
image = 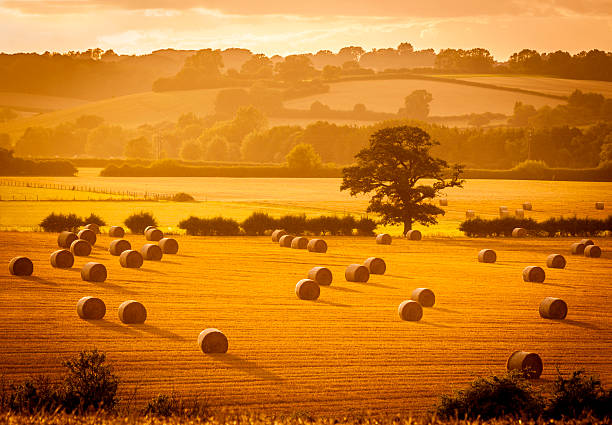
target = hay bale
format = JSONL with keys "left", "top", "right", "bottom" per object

{"left": 345, "top": 264, "right": 369, "bottom": 282}
{"left": 523, "top": 203, "right": 532, "bottom": 211}
{"left": 506, "top": 350, "right": 543, "bottom": 379}
{"left": 295, "top": 279, "right": 320, "bottom": 300}
{"left": 522, "top": 266, "right": 545, "bottom": 283}
{"left": 439, "top": 199, "right": 448, "bottom": 206}
{"left": 279, "top": 234, "right": 295, "bottom": 248}
{"left": 307, "top": 239, "right": 328, "bottom": 253}
{"left": 70, "top": 239, "right": 92, "bottom": 257}
{"left": 478, "top": 249, "right": 496, "bottom": 263}
{"left": 595, "top": 202, "right": 604, "bottom": 210}
{"left": 539, "top": 297, "right": 567, "bottom": 320}
{"left": 119, "top": 250, "right": 143, "bottom": 268}
{"left": 376, "top": 234, "right": 392, "bottom": 245}
{"left": 84, "top": 223, "right": 100, "bottom": 234}
{"left": 570, "top": 242, "right": 586, "bottom": 255}
{"left": 271, "top": 229, "right": 287, "bottom": 243}
{"left": 77, "top": 229, "right": 96, "bottom": 246}
{"left": 198, "top": 328, "right": 228, "bottom": 353}
{"left": 546, "top": 254, "right": 566, "bottom": 269}
{"left": 144, "top": 226, "right": 157, "bottom": 234}
{"left": 515, "top": 209, "right": 524, "bottom": 218}
{"left": 109, "top": 239, "right": 131, "bottom": 256}
{"left": 145, "top": 228, "right": 163, "bottom": 242}
{"left": 140, "top": 244, "right": 163, "bottom": 261}
{"left": 406, "top": 230, "right": 422, "bottom": 241}
{"left": 50, "top": 249, "right": 74, "bottom": 268}
{"left": 77, "top": 296, "right": 106, "bottom": 320}
{"left": 579, "top": 239, "right": 594, "bottom": 246}
{"left": 411, "top": 288, "right": 435, "bottom": 307}
{"left": 499, "top": 206, "right": 508, "bottom": 213}
{"left": 500, "top": 210, "right": 510, "bottom": 218}
{"left": 398, "top": 300, "right": 423, "bottom": 321}
{"left": 81, "top": 262, "right": 107, "bottom": 282}
{"left": 466, "top": 210, "right": 476, "bottom": 219}
{"left": 512, "top": 227, "right": 527, "bottom": 237}
{"left": 118, "top": 300, "right": 147, "bottom": 324}
{"left": 364, "top": 257, "right": 386, "bottom": 275}
{"left": 58, "top": 231, "right": 78, "bottom": 249}
{"left": 9, "top": 257, "right": 33, "bottom": 276}
{"left": 584, "top": 245, "right": 601, "bottom": 258}
{"left": 291, "top": 236, "right": 309, "bottom": 249}
{"left": 159, "top": 238, "right": 179, "bottom": 254}
{"left": 108, "top": 226, "right": 125, "bottom": 238}
{"left": 308, "top": 267, "right": 332, "bottom": 285}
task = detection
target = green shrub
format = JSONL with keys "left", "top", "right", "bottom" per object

{"left": 172, "top": 192, "right": 195, "bottom": 202}
{"left": 546, "top": 370, "right": 612, "bottom": 419}
{"left": 39, "top": 213, "right": 84, "bottom": 232}
{"left": 83, "top": 213, "right": 106, "bottom": 227}
{"left": 436, "top": 371, "right": 544, "bottom": 420}
{"left": 124, "top": 211, "right": 158, "bottom": 234}
{"left": 241, "top": 212, "right": 277, "bottom": 235}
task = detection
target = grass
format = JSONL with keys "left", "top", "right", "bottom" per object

{"left": 0, "top": 91, "right": 89, "bottom": 113}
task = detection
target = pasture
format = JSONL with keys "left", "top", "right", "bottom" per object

{"left": 0, "top": 232, "right": 611, "bottom": 416}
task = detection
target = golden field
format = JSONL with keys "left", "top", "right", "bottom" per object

{"left": 0, "top": 232, "right": 611, "bottom": 416}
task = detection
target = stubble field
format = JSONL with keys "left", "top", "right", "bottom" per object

{"left": 0, "top": 232, "right": 611, "bottom": 416}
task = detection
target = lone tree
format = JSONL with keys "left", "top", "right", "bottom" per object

{"left": 341, "top": 126, "right": 463, "bottom": 235}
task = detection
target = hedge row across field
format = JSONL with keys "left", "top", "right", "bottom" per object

{"left": 459, "top": 216, "right": 612, "bottom": 237}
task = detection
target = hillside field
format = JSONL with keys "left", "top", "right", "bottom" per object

{"left": 0, "top": 92, "right": 90, "bottom": 113}
{"left": 0, "top": 232, "right": 611, "bottom": 416}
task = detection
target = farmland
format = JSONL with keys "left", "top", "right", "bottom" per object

{"left": 0, "top": 231, "right": 611, "bottom": 416}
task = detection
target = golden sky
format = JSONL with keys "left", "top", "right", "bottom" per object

{"left": 1, "top": 0, "right": 611, "bottom": 59}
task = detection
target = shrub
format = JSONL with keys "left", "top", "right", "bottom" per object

{"left": 319, "top": 215, "right": 342, "bottom": 235}
{"left": 178, "top": 216, "right": 240, "bottom": 236}
{"left": 172, "top": 192, "right": 195, "bottom": 202}
{"left": 124, "top": 211, "right": 158, "bottom": 234}
{"left": 209, "top": 217, "right": 240, "bottom": 236}
{"left": 436, "top": 371, "right": 544, "bottom": 420}
{"left": 356, "top": 217, "right": 377, "bottom": 236}
{"left": 39, "top": 213, "right": 84, "bottom": 232}
{"left": 4, "top": 376, "right": 60, "bottom": 413}
{"left": 339, "top": 215, "right": 357, "bottom": 236}
{"left": 305, "top": 216, "right": 326, "bottom": 235}
{"left": 546, "top": 370, "right": 612, "bottom": 419}
{"left": 460, "top": 216, "right": 611, "bottom": 237}
{"left": 278, "top": 214, "right": 307, "bottom": 234}
{"left": 83, "top": 213, "right": 106, "bottom": 227}
{"left": 143, "top": 393, "right": 180, "bottom": 417}
{"left": 241, "top": 212, "right": 277, "bottom": 235}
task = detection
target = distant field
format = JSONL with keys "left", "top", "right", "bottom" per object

{"left": 0, "top": 91, "right": 90, "bottom": 112}
{"left": 284, "top": 79, "right": 564, "bottom": 116}
{"left": 0, "top": 232, "right": 610, "bottom": 415}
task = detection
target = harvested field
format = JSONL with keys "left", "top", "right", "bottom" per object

{"left": 0, "top": 232, "right": 610, "bottom": 415}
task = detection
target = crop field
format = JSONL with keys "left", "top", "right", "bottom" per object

{"left": 0, "top": 232, "right": 611, "bottom": 416}
{"left": 0, "top": 91, "right": 90, "bottom": 113}
{"left": 283, "top": 80, "right": 563, "bottom": 116}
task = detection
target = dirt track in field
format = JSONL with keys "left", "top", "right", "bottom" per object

{"left": 0, "top": 232, "right": 611, "bottom": 415}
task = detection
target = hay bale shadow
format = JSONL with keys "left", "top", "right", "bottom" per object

{"left": 86, "top": 319, "right": 141, "bottom": 336}
{"left": 208, "top": 353, "right": 282, "bottom": 381}
{"left": 555, "top": 319, "right": 599, "bottom": 330}
{"left": 326, "top": 286, "right": 362, "bottom": 293}
{"left": 138, "top": 268, "right": 166, "bottom": 274}
{"left": 20, "top": 276, "right": 58, "bottom": 286}
{"left": 315, "top": 299, "right": 352, "bottom": 308}
{"left": 433, "top": 307, "right": 461, "bottom": 314}
{"left": 418, "top": 320, "right": 454, "bottom": 328}
{"left": 128, "top": 323, "right": 186, "bottom": 340}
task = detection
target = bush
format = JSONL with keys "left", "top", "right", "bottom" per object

{"left": 172, "top": 192, "right": 195, "bottom": 202}
{"left": 278, "top": 214, "right": 307, "bottom": 234}
{"left": 355, "top": 217, "right": 378, "bottom": 236}
{"left": 241, "top": 212, "right": 276, "bottom": 236}
{"left": 178, "top": 216, "right": 240, "bottom": 236}
{"left": 436, "top": 371, "right": 544, "bottom": 420}
{"left": 83, "top": 213, "right": 106, "bottom": 227}
{"left": 3, "top": 376, "right": 60, "bottom": 413}
{"left": 460, "top": 216, "right": 611, "bottom": 237}
{"left": 546, "top": 370, "right": 612, "bottom": 419}
{"left": 339, "top": 215, "right": 357, "bottom": 236}
{"left": 124, "top": 211, "right": 158, "bottom": 234}
{"left": 39, "top": 213, "right": 84, "bottom": 232}
{"left": 143, "top": 394, "right": 180, "bottom": 417}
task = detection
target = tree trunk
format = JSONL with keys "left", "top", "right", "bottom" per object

{"left": 403, "top": 221, "right": 412, "bottom": 236}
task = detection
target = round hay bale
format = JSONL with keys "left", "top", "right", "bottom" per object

{"left": 84, "top": 223, "right": 100, "bottom": 234}
{"left": 144, "top": 226, "right": 156, "bottom": 234}
{"left": 109, "top": 239, "right": 131, "bottom": 256}
{"left": 70, "top": 239, "right": 92, "bottom": 257}
{"left": 198, "top": 328, "right": 228, "bottom": 353}
{"left": 406, "top": 230, "right": 422, "bottom": 241}
{"left": 584, "top": 245, "right": 601, "bottom": 258}
{"left": 539, "top": 297, "right": 568, "bottom": 320}
{"left": 439, "top": 198, "right": 448, "bottom": 206}
{"left": 478, "top": 249, "right": 496, "bottom": 263}
{"left": 76, "top": 296, "right": 106, "bottom": 320}
{"left": 145, "top": 228, "right": 163, "bottom": 242}
{"left": 398, "top": 300, "right": 423, "bottom": 321}
{"left": 81, "top": 262, "right": 107, "bottom": 282}
{"left": 141, "top": 244, "right": 163, "bottom": 261}
{"left": 50, "top": 249, "right": 74, "bottom": 268}
{"left": 512, "top": 227, "right": 527, "bottom": 237}
{"left": 364, "top": 257, "right": 386, "bottom": 275}
{"left": 500, "top": 211, "right": 510, "bottom": 218}
{"left": 108, "top": 226, "right": 125, "bottom": 238}
{"left": 570, "top": 242, "right": 586, "bottom": 255}
{"left": 515, "top": 209, "right": 524, "bottom": 218}
{"left": 499, "top": 206, "right": 508, "bottom": 212}
{"left": 58, "top": 231, "right": 78, "bottom": 249}
{"left": 376, "top": 234, "right": 392, "bottom": 245}
{"left": 579, "top": 239, "right": 594, "bottom": 246}
{"left": 507, "top": 350, "right": 543, "bottom": 379}
{"left": 77, "top": 229, "right": 96, "bottom": 246}
{"left": 465, "top": 210, "right": 476, "bottom": 219}
{"left": 118, "top": 300, "right": 147, "bottom": 324}
{"left": 271, "top": 229, "right": 287, "bottom": 243}
{"left": 523, "top": 203, "right": 532, "bottom": 211}
{"left": 411, "top": 288, "right": 435, "bottom": 307}
{"left": 295, "top": 279, "right": 320, "bottom": 300}
{"left": 119, "top": 250, "right": 143, "bottom": 268}
{"left": 522, "top": 266, "right": 545, "bottom": 283}
{"left": 308, "top": 267, "right": 332, "bottom": 285}
{"left": 291, "top": 236, "right": 309, "bottom": 249}
{"left": 595, "top": 202, "right": 604, "bottom": 210}
{"left": 159, "top": 238, "right": 179, "bottom": 254}
{"left": 307, "top": 239, "right": 328, "bottom": 253}
{"left": 279, "top": 234, "right": 295, "bottom": 248}
{"left": 546, "top": 254, "right": 566, "bottom": 269}
{"left": 9, "top": 257, "right": 33, "bottom": 276}
{"left": 345, "top": 264, "right": 369, "bottom": 282}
